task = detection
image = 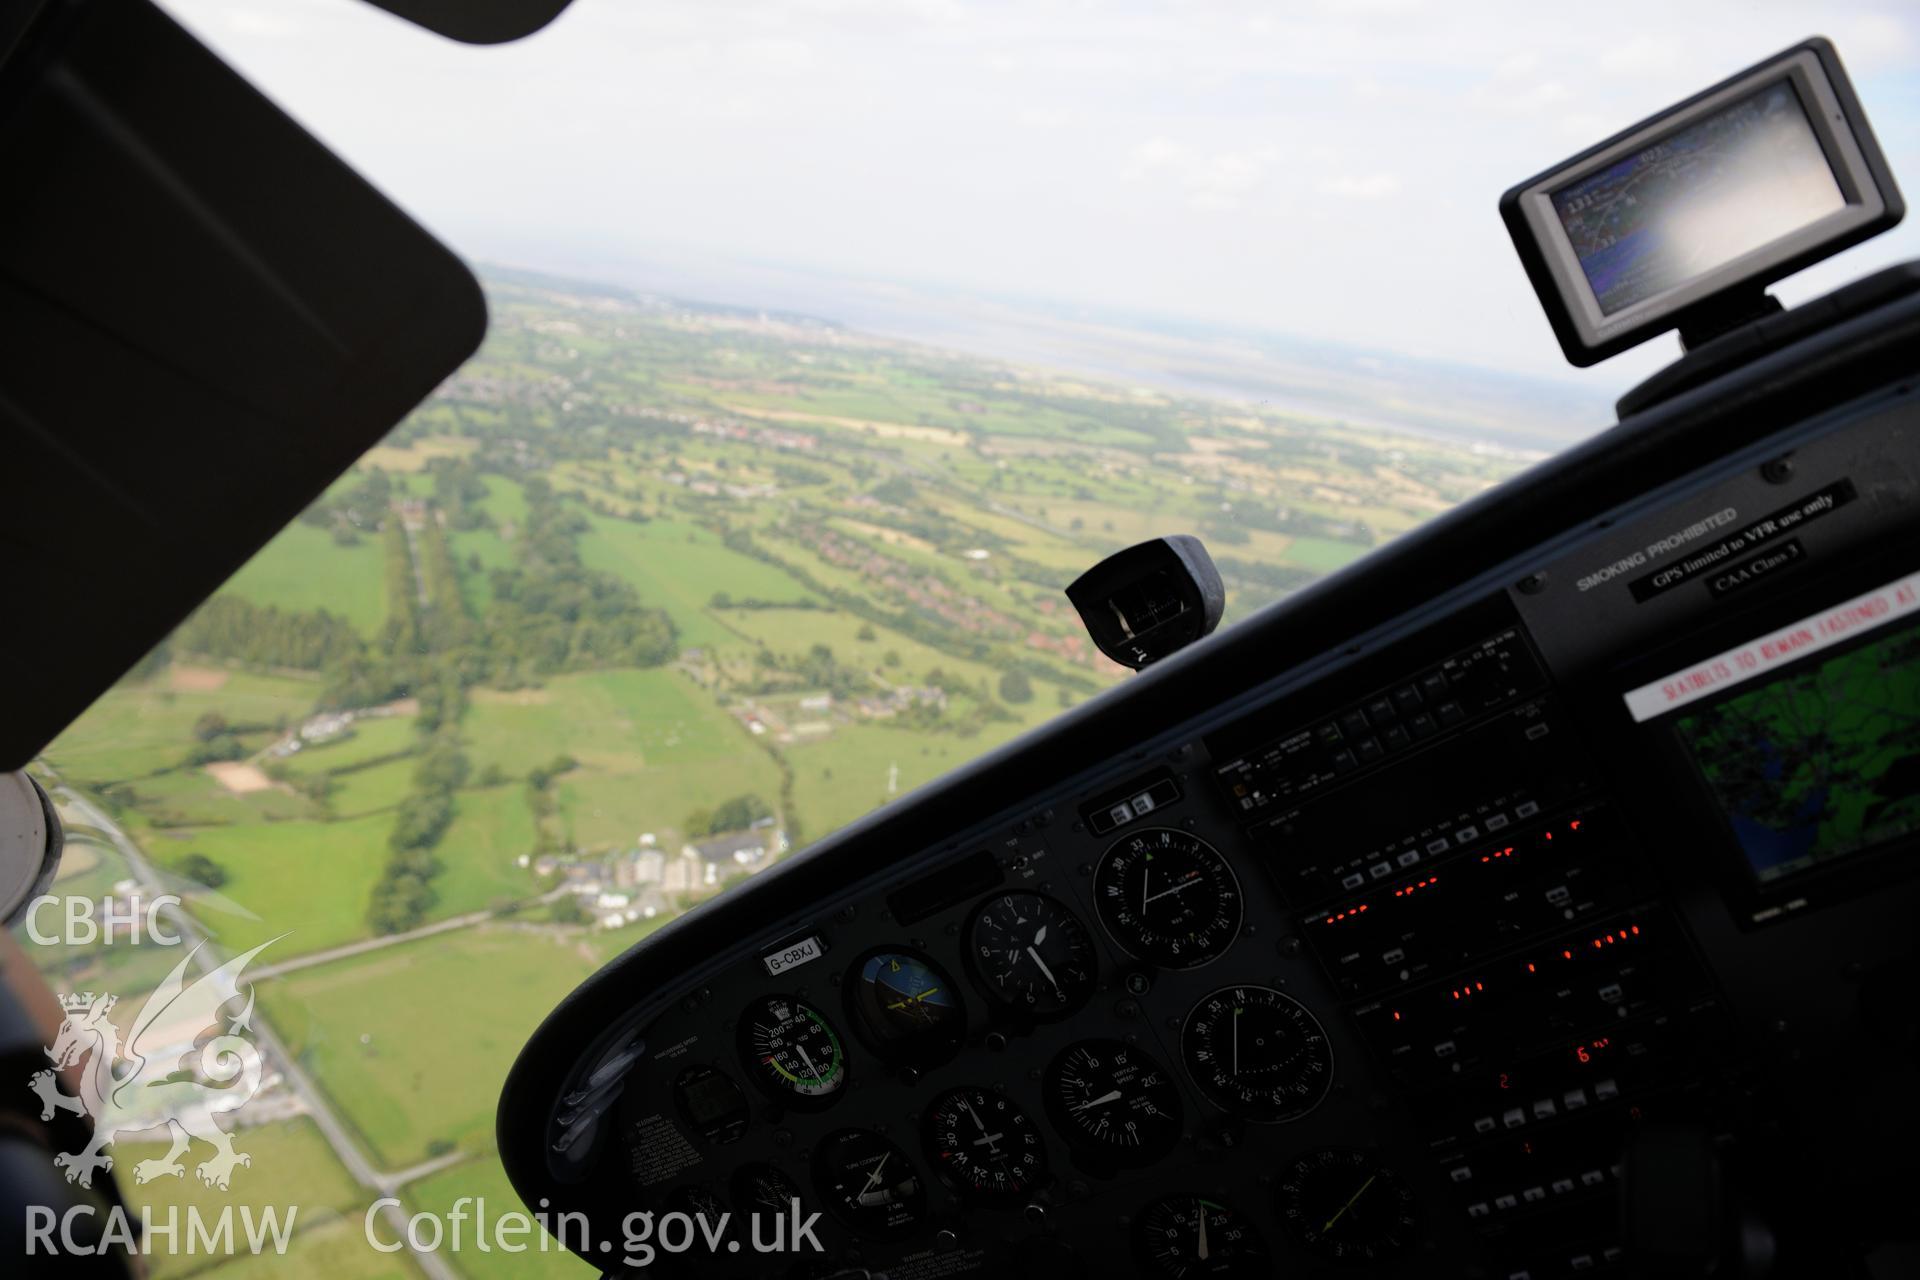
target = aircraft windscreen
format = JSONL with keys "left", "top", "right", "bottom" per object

{"left": 13, "top": 5, "right": 1920, "bottom": 1279}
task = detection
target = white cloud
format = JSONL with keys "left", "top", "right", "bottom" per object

{"left": 1827, "top": 12, "right": 1915, "bottom": 72}
{"left": 1316, "top": 172, "right": 1401, "bottom": 200}
{"left": 1018, "top": 106, "right": 1087, "bottom": 128}
{"left": 1125, "top": 139, "right": 1279, "bottom": 211}
{"left": 1125, "top": 136, "right": 1185, "bottom": 177}
{"left": 1558, "top": 111, "right": 1619, "bottom": 141}
{"left": 1599, "top": 36, "right": 1685, "bottom": 77}
{"left": 1311, "top": 0, "right": 1429, "bottom": 13}
{"left": 1186, "top": 149, "right": 1276, "bottom": 211}
{"left": 1474, "top": 76, "right": 1572, "bottom": 115}
{"left": 1492, "top": 50, "right": 1542, "bottom": 81}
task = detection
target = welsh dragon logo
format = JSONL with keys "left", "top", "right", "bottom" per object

{"left": 29, "top": 939, "right": 277, "bottom": 1191}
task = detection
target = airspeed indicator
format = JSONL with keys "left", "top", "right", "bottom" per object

{"left": 736, "top": 994, "right": 847, "bottom": 1108}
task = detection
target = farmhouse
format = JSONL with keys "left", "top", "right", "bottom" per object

{"left": 661, "top": 829, "right": 777, "bottom": 891}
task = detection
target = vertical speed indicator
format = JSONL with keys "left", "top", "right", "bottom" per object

{"left": 1044, "top": 1038, "right": 1183, "bottom": 1167}
{"left": 1093, "top": 828, "right": 1244, "bottom": 969}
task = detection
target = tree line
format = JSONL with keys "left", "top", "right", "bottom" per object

{"left": 173, "top": 598, "right": 362, "bottom": 672}
{"left": 366, "top": 740, "right": 470, "bottom": 934}
{"left": 175, "top": 468, "right": 681, "bottom": 713}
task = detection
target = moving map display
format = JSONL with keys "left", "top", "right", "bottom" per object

{"left": 1552, "top": 81, "right": 1845, "bottom": 315}
{"left": 1676, "top": 621, "right": 1920, "bottom": 884}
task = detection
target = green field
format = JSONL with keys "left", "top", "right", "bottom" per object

{"left": 181, "top": 811, "right": 395, "bottom": 959}
{"left": 267, "top": 926, "right": 641, "bottom": 1169}
{"left": 1283, "top": 534, "right": 1373, "bottom": 573}
{"left": 165, "top": 780, "right": 551, "bottom": 957}
{"left": 465, "top": 669, "right": 781, "bottom": 851}
{"left": 577, "top": 513, "right": 816, "bottom": 650}
{"left": 114, "top": 1117, "right": 366, "bottom": 1279}
{"left": 286, "top": 716, "right": 419, "bottom": 775}
{"left": 431, "top": 784, "right": 540, "bottom": 912}
{"left": 786, "top": 719, "right": 1026, "bottom": 836}
{"left": 135, "top": 766, "right": 317, "bottom": 828}
{"left": 475, "top": 474, "right": 528, "bottom": 529}
{"left": 360, "top": 434, "right": 480, "bottom": 473}
{"left": 712, "top": 601, "right": 1072, "bottom": 733}
{"left": 198, "top": 1216, "right": 424, "bottom": 1280}
{"left": 326, "top": 757, "right": 419, "bottom": 820}
{"left": 223, "top": 521, "right": 389, "bottom": 635}
{"left": 43, "top": 669, "right": 319, "bottom": 786}
{"left": 447, "top": 527, "right": 516, "bottom": 614}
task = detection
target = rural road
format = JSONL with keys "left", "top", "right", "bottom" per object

{"left": 47, "top": 783, "right": 466, "bottom": 1280}
{"left": 250, "top": 903, "right": 507, "bottom": 983}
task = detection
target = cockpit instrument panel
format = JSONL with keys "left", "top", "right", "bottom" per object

{"left": 504, "top": 341, "right": 1920, "bottom": 1275}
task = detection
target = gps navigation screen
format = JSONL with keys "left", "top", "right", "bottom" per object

{"left": 1552, "top": 81, "right": 1846, "bottom": 315}
{"left": 1675, "top": 620, "right": 1920, "bottom": 884}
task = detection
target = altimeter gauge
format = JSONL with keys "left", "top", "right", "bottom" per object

{"left": 966, "top": 891, "right": 1098, "bottom": 1018}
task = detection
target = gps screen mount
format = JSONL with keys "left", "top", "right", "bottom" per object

{"left": 1501, "top": 37, "right": 1903, "bottom": 369}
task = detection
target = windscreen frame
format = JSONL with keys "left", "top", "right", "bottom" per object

{"left": 1501, "top": 38, "right": 1902, "bottom": 367}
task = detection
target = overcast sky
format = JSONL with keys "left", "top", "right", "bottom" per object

{"left": 167, "top": 0, "right": 1920, "bottom": 387}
